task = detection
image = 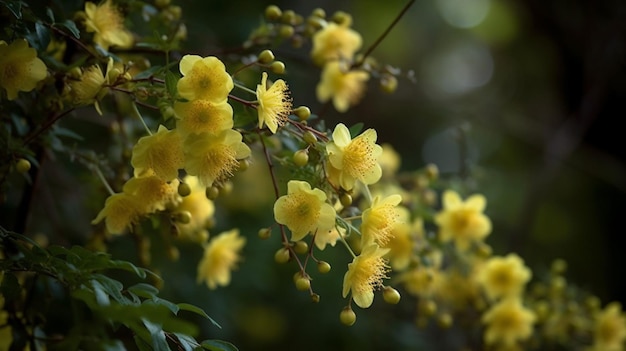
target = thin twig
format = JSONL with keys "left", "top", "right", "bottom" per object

{"left": 23, "top": 108, "right": 75, "bottom": 146}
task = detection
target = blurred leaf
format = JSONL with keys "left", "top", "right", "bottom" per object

{"left": 178, "top": 303, "right": 221, "bottom": 329}
{"left": 45, "top": 7, "right": 54, "bottom": 22}
{"left": 91, "top": 279, "right": 111, "bottom": 306}
{"left": 153, "top": 296, "right": 179, "bottom": 315}
{"left": 0, "top": 272, "right": 20, "bottom": 302}
{"left": 34, "top": 21, "right": 51, "bottom": 51}
{"left": 143, "top": 319, "right": 169, "bottom": 351}
{"left": 58, "top": 20, "right": 80, "bottom": 39}
{"left": 2, "top": 0, "right": 24, "bottom": 18}
{"left": 201, "top": 340, "right": 238, "bottom": 351}
{"left": 173, "top": 333, "right": 198, "bottom": 351}
{"left": 52, "top": 126, "right": 84, "bottom": 141}
{"left": 93, "top": 273, "right": 126, "bottom": 304}
{"left": 129, "top": 283, "right": 159, "bottom": 299}
{"left": 134, "top": 335, "right": 154, "bottom": 351}
{"left": 110, "top": 260, "right": 147, "bottom": 278}
{"left": 134, "top": 65, "right": 163, "bottom": 80}
{"left": 165, "top": 70, "right": 178, "bottom": 98}
{"left": 348, "top": 123, "right": 364, "bottom": 137}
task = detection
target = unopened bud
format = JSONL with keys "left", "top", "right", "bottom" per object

{"left": 340, "top": 306, "right": 356, "bottom": 326}
{"left": 257, "top": 49, "right": 275, "bottom": 64}
{"left": 265, "top": 5, "right": 282, "bottom": 20}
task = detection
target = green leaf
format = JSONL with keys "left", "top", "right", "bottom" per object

{"left": 35, "top": 21, "right": 51, "bottom": 51}
{"left": 93, "top": 273, "right": 126, "bottom": 304}
{"left": 177, "top": 303, "right": 221, "bottom": 329}
{"left": 110, "top": 260, "right": 147, "bottom": 278}
{"left": 142, "top": 319, "right": 169, "bottom": 351}
{"left": 173, "top": 333, "right": 198, "bottom": 351}
{"left": 134, "top": 65, "right": 162, "bottom": 80}
{"left": 348, "top": 122, "right": 364, "bottom": 138}
{"left": 59, "top": 20, "right": 80, "bottom": 39}
{"left": 2, "top": 0, "right": 24, "bottom": 18}
{"left": 52, "top": 126, "right": 84, "bottom": 141}
{"left": 200, "top": 340, "right": 238, "bottom": 351}
{"left": 91, "top": 279, "right": 111, "bottom": 306}
{"left": 153, "top": 297, "right": 179, "bottom": 315}
{"left": 165, "top": 70, "right": 178, "bottom": 98}
{"left": 128, "top": 283, "right": 159, "bottom": 299}
{"left": 45, "top": 7, "right": 54, "bottom": 22}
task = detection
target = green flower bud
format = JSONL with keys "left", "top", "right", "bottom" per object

{"left": 270, "top": 61, "right": 286, "bottom": 74}
{"left": 317, "top": 261, "right": 331, "bottom": 274}
{"left": 274, "top": 247, "right": 290, "bottom": 264}
{"left": 293, "top": 150, "right": 309, "bottom": 167}
{"left": 257, "top": 49, "right": 275, "bottom": 64}
{"left": 178, "top": 182, "right": 191, "bottom": 197}
{"left": 340, "top": 306, "right": 356, "bottom": 326}
{"left": 294, "top": 106, "right": 311, "bottom": 121}
{"left": 258, "top": 228, "right": 271, "bottom": 239}
{"left": 16, "top": 158, "right": 31, "bottom": 173}
{"left": 383, "top": 286, "right": 401, "bottom": 304}
{"left": 265, "top": 5, "right": 282, "bottom": 20}
{"left": 293, "top": 240, "right": 308, "bottom": 254}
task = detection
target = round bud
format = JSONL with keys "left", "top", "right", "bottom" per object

{"left": 307, "top": 16, "right": 326, "bottom": 30}
{"left": 310, "top": 293, "right": 320, "bottom": 303}
{"left": 551, "top": 258, "right": 567, "bottom": 275}
{"left": 274, "top": 248, "right": 291, "bottom": 264}
{"left": 425, "top": 163, "right": 439, "bottom": 180}
{"left": 331, "top": 11, "right": 352, "bottom": 26}
{"left": 206, "top": 186, "right": 219, "bottom": 200}
{"left": 178, "top": 182, "right": 191, "bottom": 197}
{"left": 421, "top": 189, "right": 437, "bottom": 207}
{"left": 293, "top": 240, "right": 309, "bottom": 255}
{"left": 167, "top": 246, "right": 180, "bottom": 261}
{"left": 340, "top": 193, "right": 353, "bottom": 207}
{"left": 383, "top": 286, "right": 401, "bottom": 304}
{"left": 172, "top": 211, "right": 191, "bottom": 224}
{"left": 311, "top": 8, "right": 326, "bottom": 18}
{"left": 379, "top": 74, "right": 398, "bottom": 94}
{"left": 155, "top": 0, "right": 171, "bottom": 9}
{"left": 281, "top": 9, "right": 296, "bottom": 25}
{"left": 550, "top": 276, "right": 566, "bottom": 294}
{"left": 270, "top": 61, "right": 286, "bottom": 74}
{"left": 534, "top": 300, "right": 550, "bottom": 320}
{"left": 15, "top": 158, "right": 31, "bottom": 173}
{"left": 437, "top": 313, "right": 453, "bottom": 329}
{"left": 293, "top": 150, "right": 309, "bottom": 167}
{"left": 419, "top": 299, "right": 437, "bottom": 316}
{"left": 340, "top": 307, "right": 356, "bottom": 326}
{"left": 238, "top": 158, "right": 251, "bottom": 172}
{"left": 279, "top": 25, "right": 294, "bottom": 38}
{"left": 221, "top": 181, "right": 233, "bottom": 195}
{"left": 294, "top": 106, "right": 311, "bottom": 121}
{"left": 265, "top": 5, "right": 282, "bottom": 20}
{"left": 258, "top": 228, "right": 271, "bottom": 240}
{"left": 317, "top": 261, "right": 331, "bottom": 274}
{"left": 295, "top": 276, "right": 311, "bottom": 291}
{"left": 302, "top": 130, "right": 317, "bottom": 144}
{"left": 257, "top": 49, "right": 275, "bottom": 64}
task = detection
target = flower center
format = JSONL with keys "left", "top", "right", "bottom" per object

{"left": 343, "top": 136, "right": 376, "bottom": 178}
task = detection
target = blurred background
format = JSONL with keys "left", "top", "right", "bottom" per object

{"left": 3, "top": 0, "right": 625, "bottom": 349}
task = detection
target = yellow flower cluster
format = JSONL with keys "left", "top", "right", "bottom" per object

{"left": 82, "top": 0, "right": 133, "bottom": 50}
{"left": 310, "top": 16, "right": 369, "bottom": 112}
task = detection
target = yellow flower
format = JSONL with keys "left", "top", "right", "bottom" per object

{"left": 83, "top": 0, "right": 133, "bottom": 50}
{"left": 91, "top": 193, "right": 143, "bottom": 235}
{"left": 131, "top": 125, "right": 185, "bottom": 180}
{"left": 183, "top": 129, "right": 251, "bottom": 187}
{"left": 173, "top": 176, "right": 215, "bottom": 243}
{"left": 382, "top": 207, "right": 413, "bottom": 271}
{"left": 0, "top": 39, "right": 47, "bottom": 100}
{"left": 361, "top": 194, "right": 402, "bottom": 247}
{"left": 273, "top": 180, "right": 336, "bottom": 242}
{"left": 477, "top": 254, "right": 531, "bottom": 301}
{"left": 177, "top": 55, "right": 233, "bottom": 102}
{"left": 174, "top": 99, "right": 233, "bottom": 137}
{"left": 65, "top": 57, "right": 114, "bottom": 114}
{"left": 482, "top": 298, "right": 536, "bottom": 348}
{"left": 326, "top": 123, "right": 382, "bottom": 190}
{"left": 122, "top": 175, "right": 180, "bottom": 214}
{"left": 311, "top": 22, "right": 362, "bottom": 66}
{"left": 256, "top": 72, "right": 292, "bottom": 133}
{"left": 434, "top": 190, "right": 492, "bottom": 251}
{"left": 314, "top": 226, "right": 345, "bottom": 251}
{"left": 398, "top": 265, "right": 440, "bottom": 298}
{"left": 342, "top": 244, "right": 390, "bottom": 308}
{"left": 197, "top": 229, "right": 246, "bottom": 290}
{"left": 379, "top": 143, "right": 401, "bottom": 178}
{"left": 316, "top": 61, "right": 369, "bottom": 112}
{"left": 592, "top": 302, "right": 626, "bottom": 351}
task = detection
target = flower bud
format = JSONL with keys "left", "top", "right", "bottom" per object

{"left": 15, "top": 158, "right": 31, "bottom": 173}
{"left": 294, "top": 106, "right": 311, "bottom": 121}
{"left": 379, "top": 74, "right": 398, "bottom": 94}
{"left": 178, "top": 182, "right": 191, "bottom": 197}
{"left": 340, "top": 193, "right": 353, "bottom": 207}
{"left": 258, "top": 228, "right": 271, "bottom": 239}
{"left": 293, "top": 150, "right": 309, "bottom": 167}
{"left": 279, "top": 25, "right": 294, "bottom": 38}
{"left": 206, "top": 186, "right": 219, "bottom": 200}
{"left": 302, "top": 130, "right": 317, "bottom": 144}
{"left": 310, "top": 293, "right": 320, "bottom": 303}
{"left": 340, "top": 306, "right": 356, "bottom": 326}
{"left": 265, "top": 5, "right": 282, "bottom": 20}
{"left": 257, "top": 49, "right": 275, "bottom": 64}
{"left": 270, "top": 61, "right": 286, "bottom": 74}
{"left": 293, "top": 240, "right": 308, "bottom": 254}
{"left": 383, "top": 286, "right": 401, "bottom": 304}
{"left": 311, "top": 8, "right": 326, "bottom": 19}
{"left": 172, "top": 211, "right": 191, "bottom": 224}
{"left": 281, "top": 9, "right": 296, "bottom": 25}
{"left": 317, "top": 261, "right": 331, "bottom": 274}
{"left": 274, "top": 247, "right": 290, "bottom": 264}
{"left": 295, "top": 276, "right": 311, "bottom": 291}
{"left": 437, "top": 313, "right": 453, "bottom": 329}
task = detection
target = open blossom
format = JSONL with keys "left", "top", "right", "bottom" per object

{"left": 197, "top": 229, "right": 246, "bottom": 290}
{"left": 434, "top": 190, "right": 492, "bottom": 251}
{"left": 177, "top": 55, "right": 233, "bottom": 102}
{"left": 482, "top": 298, "right": 536, "bottom": 348}
{"left": 83, "top": 0, "right": 133, "bottom": 50}
{"left": 0, "top": 39, "right": 47, "bottom": 100}
{"left": 316, "top": 61, "right": 369, "bottom": 113}
{"left": 131, "top": 125, "right": 184, "bottom": 180}
{"left": 477, "top": 254, "right": 532, "bottom": 301}
{"left": 382, "top": 207, "right": 414, "bottom": 271}
{"left": 65, "top": 57, "right": 115, "bottom": 115}
{"left": 326, "top": 123, "right": 382, "bottom": 190}
{"left": 256, "top": 72, "right": 292, "bottom": 133}
{"left": 92, "top": 193, "right": 143, "bottom": 235}
{"left": 591, "top": 302, "right": 626, "bottom": 351}
{"left": 311, "top": 22, "right": 362, "bottom": 66}
{"left": 122, "top": 175, "right": 180, "bottom": 214}
{"left": 273, "top": 180, "right": 336, "bottom": 242}
{"left": 361, "top": 194, "right": 402, "bottom": 247}
{"left": 183, "top": 129, "right": 251, "bottom": 187}
{"left": 174, "top": 99, "right": 233, "bottom": 137}
{"left": 342, "top": 244, "right": 390, "bottom": 308}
